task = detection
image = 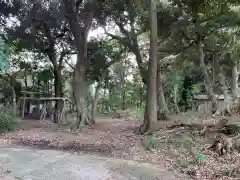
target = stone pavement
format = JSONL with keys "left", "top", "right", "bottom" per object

{"left": 0, "top": 147, "right": 188, "bottom": 180}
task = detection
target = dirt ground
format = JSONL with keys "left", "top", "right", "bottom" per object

{"left": 1, "top": 114, "right": 240, "bottom": 179}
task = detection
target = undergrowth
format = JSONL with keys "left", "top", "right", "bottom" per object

{"left": 0, "top": 107, "right": 19, "bottom": 133}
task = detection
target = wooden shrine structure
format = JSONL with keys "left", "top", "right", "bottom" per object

{"left": 20, "top": 90, "right": 70, "bottom": 123}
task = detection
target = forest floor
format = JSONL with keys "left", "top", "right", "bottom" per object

{"left": 1, "top": 113, "right": 240, "bottom": 179}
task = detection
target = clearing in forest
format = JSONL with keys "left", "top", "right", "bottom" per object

{"left": 1, "top": 114, "right": 240, "bottom": 179}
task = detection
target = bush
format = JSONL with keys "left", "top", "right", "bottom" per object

{"left": 0, "top": 107, "right": 19, "bottom": 133}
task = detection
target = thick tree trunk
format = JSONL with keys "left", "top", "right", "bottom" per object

{"left": 53, "top": 68, "right": 63, "bottom": 123}
{"left": 157, "top": 64, "right": 169, "bottom": 119}
{"left": 216, "top": 71, "right": 231, "bottom": 115}
{"left": 73, "top": 55, "right": 90, "bottom": 129}
{"left": 198, "top": 39, "right": 217, "bottom": 113}
{"left": 91, "top": 84, "right": 100, "bottom": 124}
{"left": 141, "top": 0, "right": 158, "bottom": 133}
{"left": 193, "top": 9, "right": 217, "bottom": 114}
{"left": 62, "top": 0, "right": 93, "bottom": 128}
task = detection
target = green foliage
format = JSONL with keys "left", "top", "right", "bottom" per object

{"left": 0, "top": 107, "right": 19, "bottom": 133}
{"left": 196, "top": 152, "right": 205, "bottom": 164}
{"left": 145, "top": 134, "right": 155, "bottom": 151}
{"left": 37, "top": 69, "right": 53, "bottom": 82}
{"left": 0, "top": 37, "right": 13, "bottom": 72}
{"left": 87, "top": 39, "right": 124, "bottom": 82}
{"left": 164, "top": 59, "right": 204, "bottom": 112}
{"left": 98, "top": 0, "right": 148, "bottom": 31}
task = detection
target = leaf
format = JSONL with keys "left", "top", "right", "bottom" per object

{"left": 196, "top": 152, "right": 206, "bottom": 163}
{"left": 146, "top": 134, "right": 155, "bottom": 151}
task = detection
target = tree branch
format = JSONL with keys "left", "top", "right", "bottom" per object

{"left": 64, "top": 58, "right": 74, "bottom": 70}
{"left": 103, "top": 28, "right": 133, "bottom": 49}
{"left": 58, "top": 51, "right": 67, "bottom": 69}
{"left": 42, "top": 23, "right": 58, "bottom": 68}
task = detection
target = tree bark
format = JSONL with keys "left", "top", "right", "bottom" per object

{"left": 216, "top": 70, "right": 231, "bottom": 115}
{"left": 11, "top": 86, "right": 16, "bottom": 116}
{"left": 198, "top": 39, "right": 217, "bottom": 113}
{"left": 48, "top": 51, "right": 64, "bottom": 123}
{"left": 132, "top": 45, "right": 148, "bottom": 85}
{"left": 62, "top": 0, "right": 93, "bottom": 128}
{"left": 44, "top": 21, "right": 65, "bottom": 123}
{"left": 53, "top": 68, "right": 63, "bottom": 123}
{"left": 173, "top": 85, "right": 180, "bottom": 113}
{"left": 73, "top": 53, "right": 91, "bottom": 128}
{"left": 157, "top": 64, "right": 169, "bottom": 119}
{"left": 120, "top": 60, "right": 126, "bottom": 110}
{"left": 192, "top": 8, "right": 217, "bottom": 114}
{"left": 91, "top": 84, "right": 100, "bottom": 124}
{"left": 232, "top": 62, "right": 239, "bottom": 102}
{"left": 140, "top": 0, "right": 158, "bottom": 133}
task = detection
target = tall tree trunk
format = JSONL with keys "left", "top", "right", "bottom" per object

{"left": 62, "top": 0, "right": 94, "bottom": 128}
{"left": 157, "top": 64, "right": 169, "bottom": 120}
{"left": 198, "top": 39, "right": 217, "bottom": 113}
{"left": 11, "top": 86, "right": 16, "bottom": 116}
{"left": 91, "top": 84, "right": 100, "bottom": 124}
{"left": 193, "top": 8, "right": 217, "bottom": 114}
{"left": 73, "top": 61, "right": 89, "bottom": 128}
{"left": 133, "top": 33, "right": 169, "bottom": 118}
{"left": 173, "top": 85, "right": 180, "bottom": 113}
{"left": 53, "top": 68, "right": 63, "bottom": 123}
{"left": 216, "top": 70, "right": 231, "bottom": 115}
{"left": 232, "top": 62, "right": 239, "bottom": 102}
{"left": 120, "top": 61, "right": 126, "bottom": 110}
{"left": 140, "top": 0, "right": 158, "bottom": 133}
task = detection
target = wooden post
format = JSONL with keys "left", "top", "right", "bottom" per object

{"left": 21, "top": 94, "right": 26, "bottom": 119}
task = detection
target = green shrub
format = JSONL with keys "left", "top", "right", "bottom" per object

{"left": 0, "top": 107, "right": 19, "bottom": 133}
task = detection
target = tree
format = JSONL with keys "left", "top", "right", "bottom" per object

{"left": 171, "top": 0, "right": 240, "bottom": 113}
{"left": 99, "top": 0, "right": 176, "bottom": 119}
{"left": 0, "top": 39, "right": 21, "bottom": 115}
{"left": 86, "top": 39, "right": 125, "bottom": 124}
{"left": 61, "top": 0, "right": 94, "bottom": 127}
{"left": 2, "top": 0, "right": 73, "bottom": 123}
{"left": 140, "top": 0, "right": 158, "bottom": 133}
